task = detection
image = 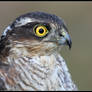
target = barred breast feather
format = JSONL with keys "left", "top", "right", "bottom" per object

{"left": 0, "top": 53, "right": 77, "bottom": 91}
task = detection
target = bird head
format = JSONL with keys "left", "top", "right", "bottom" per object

{"left": 1, "top": 11, "right": 72, "bottom": 56}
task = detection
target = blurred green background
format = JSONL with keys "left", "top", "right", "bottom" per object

{"left": 0, "top": 1, "right": 92, "bottom": 91}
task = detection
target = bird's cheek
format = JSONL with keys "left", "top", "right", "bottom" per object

{"left": 57, "top": 33, "right": 72, "bottom": 49}
{"left": 57, "top": 37, "right": 66, "bottom": 45}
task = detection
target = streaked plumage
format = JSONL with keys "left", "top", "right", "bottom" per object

{"left": 0, "top": 11, "right": 77, "bottom": 91}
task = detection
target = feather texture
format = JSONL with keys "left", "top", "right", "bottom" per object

{"left": 0, "top": 53, "right": 77, "bottom": 91}
{"left": 0, "top": 11, "right": 77, "bottom": 91}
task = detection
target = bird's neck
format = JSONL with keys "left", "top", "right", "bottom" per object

{"left": 6, "top": 40, "right": 58, "bottom": 58}
{"left": 3, "top": 52, "right": 77, "bottom": 91}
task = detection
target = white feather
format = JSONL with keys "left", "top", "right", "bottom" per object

{"left": 15, "top": 17, "right": 35, "bottom": 27}
{"left": 2, "top": 26, "right": 12, "bottom": 36}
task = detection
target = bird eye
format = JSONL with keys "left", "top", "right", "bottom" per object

{"left": 34, "top": 25, "right": 48, "bottom": 37}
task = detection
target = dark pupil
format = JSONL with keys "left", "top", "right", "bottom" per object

{"left": 39, "top": 28, "right": 44, "bottom": 34}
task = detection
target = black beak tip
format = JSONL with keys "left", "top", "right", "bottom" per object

{"left": 66, "top": 40, "right": 72, "bottom": 50}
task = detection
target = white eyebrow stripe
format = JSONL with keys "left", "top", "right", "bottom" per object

{"left": 2, "top": 18, "right": 34, "bottom": 36}
{"left": 2, "top": 17, "right": 49, "bottom": 36}
{"left": 15, "top": 17, "right": 36, "bottom": 27}
{"left": 2, "top": 25, "right": 12, "bottom": 36}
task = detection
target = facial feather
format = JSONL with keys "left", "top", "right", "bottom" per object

{"left": 0, "top": 11, "right": 71, "bottom": 61}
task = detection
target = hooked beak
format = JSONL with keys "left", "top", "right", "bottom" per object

{"left": 43, "top": 29, "right": 72, "bottom": 49}
{"left": 57, "top": 31, "right": 72, "bottom": 49}
{"left": 66, "top": 34, "right": 72, "bottom": 49}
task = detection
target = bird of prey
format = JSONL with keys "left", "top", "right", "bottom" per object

{"left": 0, "top": 11, "right": 77, "bottom": 91}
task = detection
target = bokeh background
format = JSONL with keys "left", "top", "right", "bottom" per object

{"left": 0, "top": 1, "right": 92, "bottom": 91}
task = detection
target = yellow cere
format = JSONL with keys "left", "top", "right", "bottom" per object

{"left": 61, "top": 28, "right": 66, "bottom": 36}
{"left": 35, "top": 26, "right": 48, "bottom": 37}
{"left": 62, "top": 31, "right": 66, "bottom": 36}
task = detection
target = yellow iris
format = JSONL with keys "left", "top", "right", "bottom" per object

{"left": 35, "top": 25, "right": 48, "bottom": 37}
